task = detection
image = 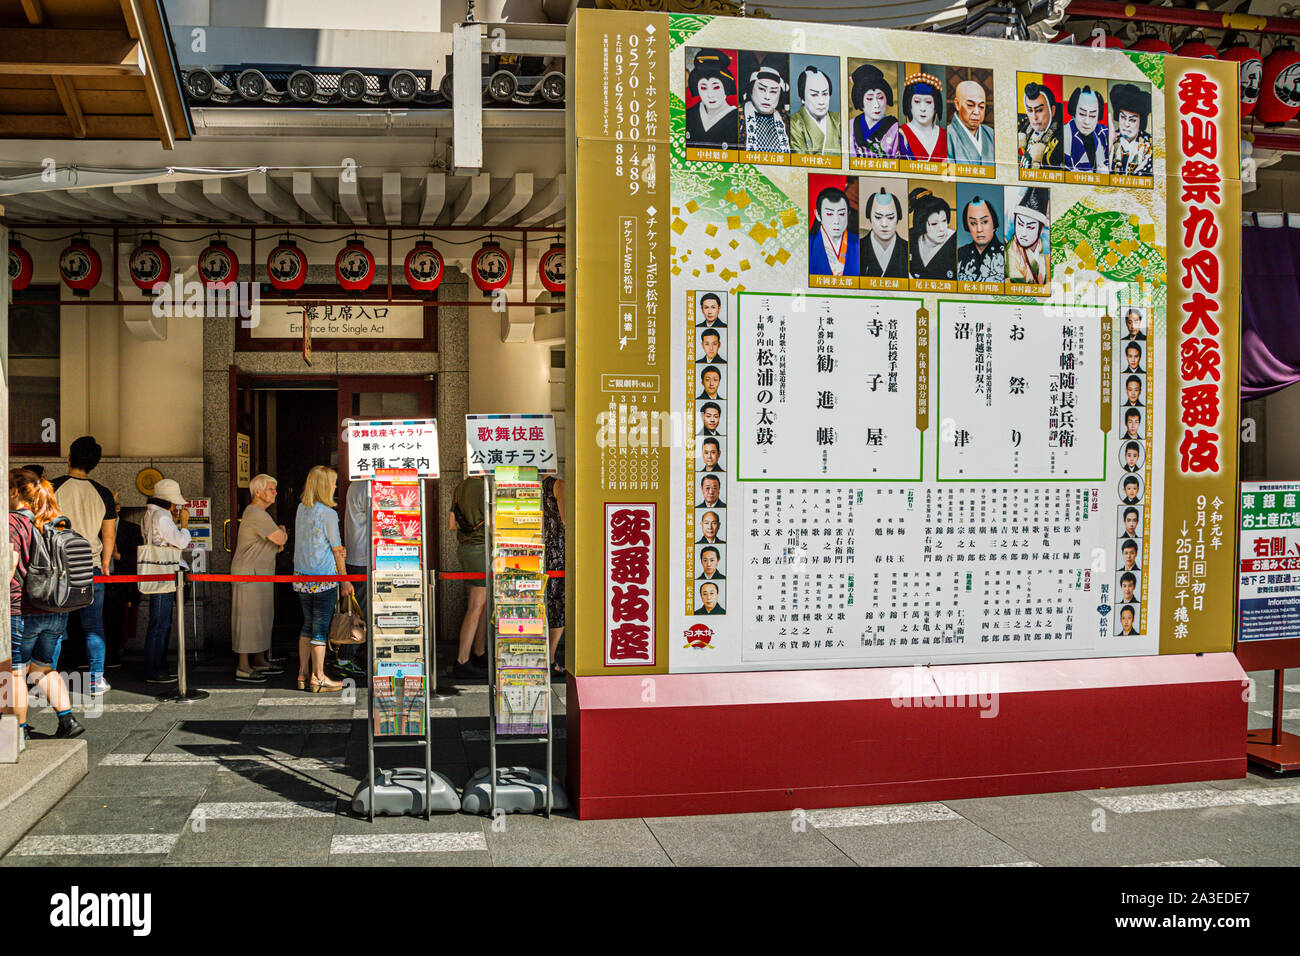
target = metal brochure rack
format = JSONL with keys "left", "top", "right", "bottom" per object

{"left": 354, "top": 469, "right": 458, "bottom": 818}
{"left": 462, "top": 465, "right": 567, "bottom": 816}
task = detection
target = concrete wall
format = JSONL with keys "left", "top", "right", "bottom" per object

{"left": 467, "top": 306, "right": 552, "bottom": 417}
{"left": 59, "top": 306, "right": 203, "bottom": 460}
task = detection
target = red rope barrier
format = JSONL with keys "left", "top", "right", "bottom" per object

{"left": 190, "top": 574, "right": 366, "bottom": 583}
{"left": 94, "top": 574, "right": 175, "bottom": 583}
{"left": 95, "top": 571, "right": 565, "bottom": 584}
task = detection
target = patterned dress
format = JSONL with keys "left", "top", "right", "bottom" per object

{"left": 542, "top": 475, "right": 565, "bottom": 628}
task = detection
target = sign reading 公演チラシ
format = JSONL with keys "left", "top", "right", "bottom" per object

{"left": 567, "top": 10, "right": 1240, "bottom": 676}
{"left": 1238, "top": 482, "right": 1300, "bottom": 644}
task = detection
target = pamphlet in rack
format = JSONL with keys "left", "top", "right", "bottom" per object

{"left": 491, "top": 464, "right": 551, "bottom": 735}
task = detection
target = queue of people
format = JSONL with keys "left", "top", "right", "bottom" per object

{"left": 9, "top": 437, "right": 565, "bottom": 706}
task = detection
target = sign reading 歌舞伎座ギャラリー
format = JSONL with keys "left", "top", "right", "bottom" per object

{"left": 1238, "top": 481, "right": 1300, "bottom": 643}
{"left": 567, "top": 10, "right": 1240, "bottom": 676}
{"left": 345, "top": 420, "right": 439, "bottom": 480}
{"left": 465, "top": 414, "right": 558, "bottom": 475}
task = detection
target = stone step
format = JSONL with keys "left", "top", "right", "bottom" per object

{"left": 0, "top": 739, "right": 88, "bottom": 856}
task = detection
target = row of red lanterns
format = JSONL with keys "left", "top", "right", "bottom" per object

{"left": 1051, "top": 28, "right": 1300, "bottom": 126}
{"left": 8, "top": 235, "right": 565, "bottom": 297}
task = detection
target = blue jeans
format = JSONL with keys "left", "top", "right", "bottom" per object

{"left": 11, "top": 612, "right": 68, "bottom": 671}
{"left": 145, "top": 591, "right": 175, "bottom": 679}
{"left": 55, "top": 582, "right": 105, "bottom": 680}
{"left": 297, "top": 587, "right": 337, "bottom": 646}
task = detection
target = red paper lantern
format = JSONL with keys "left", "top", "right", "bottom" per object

{"left": 403, "top": 239, "right": 444, "bottom": 295}
{"left": 266, "top": 238, "right": 308, "bottom": 292}
{"left": 7, "top": 240, "right": 33, "bottom": 292}
{"left": 198, "top": 238, "right": 239, "bottom": 290}
{"left": 1087, "top": 29, "right": 1125, "bottom": 50}
{"left": 128, "top": 238, "right": 171, "bottom": 295}
{"left": 471, "top": 239, "right": 512, "bottom": 295}
{"left": 537, "top": 242, "right": 565, "bottom": 295}
{"left": 59, "top": 236, "right": 101, "bottom": 297}
{"left": 1175, "top": 36, "right": 1219, "bottom": 60}
{"left": 1256, "top": 44, "right": 1300, "bottom": 126}
{"left": 1128, "top": 34, "right": 1172, "bottom": 55}
{"left": 1222, "top": 43, "right": 1264, "bottom": 118}
{"left": 335, "top": 238, "right": 375, "bottom": 294}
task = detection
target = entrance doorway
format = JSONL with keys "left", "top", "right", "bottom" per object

{"left": 227, "top": 371, "right": 436, "bottom": 645}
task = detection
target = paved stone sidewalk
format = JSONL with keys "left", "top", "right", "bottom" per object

{"left": 3, "top": 668, "right": 1297, "bottom": 867}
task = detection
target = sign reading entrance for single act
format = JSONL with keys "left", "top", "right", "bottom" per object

{"left": 346, "top": 419, "right": 440, "bottom": 480}
{"left": 251, "top": 304, "right": 424, "bottom": 339}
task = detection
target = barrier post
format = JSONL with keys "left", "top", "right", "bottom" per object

{"left": 157, "top": 569, "right": 208, "bottom": 703}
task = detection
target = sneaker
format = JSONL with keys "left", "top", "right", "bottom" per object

{"left": 452, "top": 659, "right": 487, "bottom": 683}
{"left": 146, "top": 674, "right": 179, "bottom": 684}
{"left": 89, "top": 678, "right": 111, "bottom": 697}
{"left": 335, "top": 659, "right": 366, "bottom": 679}
{"left": 55, "top": 715, "right": 86, "bottom": 739}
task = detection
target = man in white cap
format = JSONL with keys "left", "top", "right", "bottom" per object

{"left": 141, "top": 477, "right": 192, "bottom": 683}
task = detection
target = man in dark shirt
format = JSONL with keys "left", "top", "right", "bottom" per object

{"left": 694, "top": 581, "right": 725, "bottom": 615}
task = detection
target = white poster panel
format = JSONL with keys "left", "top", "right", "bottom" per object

{"left": 345, "top": 419, "right": 439, "bottom": 480}
{"left": 465, "top": 413, "right": 558, "bottom": 475}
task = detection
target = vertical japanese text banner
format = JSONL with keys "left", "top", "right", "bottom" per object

{"left": 1161, "top": 55, "right": 1240, "bottom": 654}
{"left": 568, "top": 10, "right": 672, "bottom": 674}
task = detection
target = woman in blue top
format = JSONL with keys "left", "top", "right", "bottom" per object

{"left": 294, "top": 465, "right": 353, "bottom": 692}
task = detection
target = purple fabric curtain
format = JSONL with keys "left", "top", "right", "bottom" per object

{"left": 1242, "top": 223, "right": 1300, "bottom": 400}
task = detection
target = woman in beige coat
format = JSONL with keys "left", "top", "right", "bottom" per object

{"left": 232, "top": 473, "right": 289, "bottom": 682}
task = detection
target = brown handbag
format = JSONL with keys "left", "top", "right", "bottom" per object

{"left": 328, "top": 592, "right": 366, "bottom": 645}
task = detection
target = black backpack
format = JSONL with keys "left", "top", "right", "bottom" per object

{"left": 25, "top": 516, "right": 96, "bottom": 612}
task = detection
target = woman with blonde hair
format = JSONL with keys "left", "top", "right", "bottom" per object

{"left": 294, "top": 465, "right": 352, "bottom": 692}
{"left": 9, "top": 469, "right": 84, "bottom": 740}
{"left": 231, "top": 473, "right": 289, "bottom": 682}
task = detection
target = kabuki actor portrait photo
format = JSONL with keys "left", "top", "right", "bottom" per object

{"left": 1109, "top": 81, "right": 1154, "bottom": 178}
{"left": 956, "top": 189, "right": 1005, "bottom": 283}
{"left": 809, "top": 182, "right": 860, "bottom": 278}
{"left": 1018, "top": 75, "right": 1064, "bottom": 170}
{"left": 1063, "top": 82, "right": 1110, "bottom": 173}
{"left": 685, "top": 47, "right": 740, "bottom": 150}
{"left": 908, "top": 185, "right": 957, "bottom": 281}
{"left": 860, "top": 184, "right": 909, "bottom": 278}
{"left": 947, "top": 70, "right": 995, "bottom": 166}
{"left": 788, "top": 56, "right": 841, "bottom": 157}
{"left": 1005, "top": 185, "right": 1051, "bottom": 285}
{"left": 848, "top": 60, "right": 902, "bottom": 159}
{"left": 898, "top": 69, "right": 948, "bottom": 162}
{"left": 739, "top": 52, "right": 791, "bottom": 153}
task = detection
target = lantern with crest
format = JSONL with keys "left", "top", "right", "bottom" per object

{"left": 335, "top": 237, "right": 375, "bottom": 294}
{"left": 403, "top": 238, "right": 444, "bottom": 295}
{"left": 199, "top": 236, "right": 239, "bottom": 290}
{"left": 471, "top": 237, "right": 512, "bottom": 295}
{"left": 266, "top": 237, "right": 308, "bottom": 292}
{"left": 129, "top": 237, "right": 171, "bottom": 295}
{"left": 59, "top": 235, "right": 102, "bottom": 297}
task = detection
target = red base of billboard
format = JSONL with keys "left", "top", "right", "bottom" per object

{"left": 565, "top": 653, "right": 1247, "bottom": 820}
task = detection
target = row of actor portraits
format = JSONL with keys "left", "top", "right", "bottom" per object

{"left": 693, "top": 290, "right": 728, "bottom": 617}
{"left": 685, "top": 47, "right": 1155, "bottom": 176}
{"left": 810, "top": 177, "right": 1051, "bottom": 284}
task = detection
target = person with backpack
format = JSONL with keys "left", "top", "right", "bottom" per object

{"left": 51, "top": 436, "right": 116, "bottom": 696}
{"left": 448, "top": 473, "right": 488, "bottom": 682}
{"left": 9, "top": 469, "right": 86, "bottom": 740}
{"left": 140, "top": 478, "right": 192, "bottom": 684}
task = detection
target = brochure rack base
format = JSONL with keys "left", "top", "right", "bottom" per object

{"left": 351, "top": 768, "right": 461, "bottom": 816}
{"left": 156, "top": 688, "right": 210, "bottom": 704}
{"left": 1246, "top": 730, "right": 1300, "bottom": 773}
{"left": 566, "top": 654, "right": 1248, "bottom": 819}
{"left": 461, "top": 766, "right": 569, "bottom": 815}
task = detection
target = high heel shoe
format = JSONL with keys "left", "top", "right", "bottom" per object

{"left": 297, "top": 673, "right": 307, "bottom": 691}
{"left": 309, "top": 675, "right": 343, "bottom": 693}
